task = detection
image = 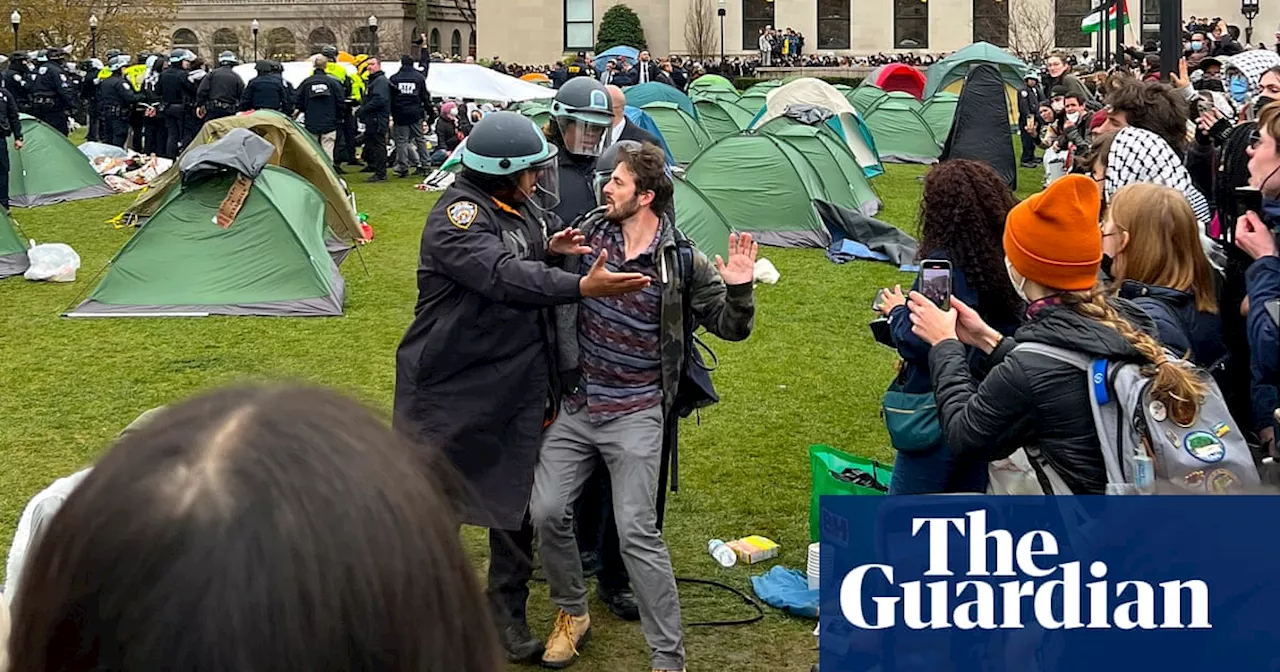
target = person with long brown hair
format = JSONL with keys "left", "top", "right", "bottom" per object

{"left": 875, "top": 160, "right": 1022, "bottom": 494}
{"left": 907, "top": 175, "right": 1208, "bottom": 494}
{"left": 1103, "top": 183, "right": 1228, "bottom": 371}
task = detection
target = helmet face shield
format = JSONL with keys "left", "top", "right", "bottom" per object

{"left": 555, "top": 116, "right": 610, "bottom": 157}
{"left": 528, "top": 155, "right": 561, "bottom": 211}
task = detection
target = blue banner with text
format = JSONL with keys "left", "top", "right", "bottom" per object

{"left": 818, "top": 496, "right": 1280, "bottom": 672}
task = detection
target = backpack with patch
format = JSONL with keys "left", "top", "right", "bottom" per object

{"left": 1014, "top": 342, "right": 1259, "bottom": 494}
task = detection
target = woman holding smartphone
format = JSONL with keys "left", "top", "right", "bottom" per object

{"left": 875, "top": 160, "right": 1022, "bottom": 494}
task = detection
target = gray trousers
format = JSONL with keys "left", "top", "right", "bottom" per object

{"left": 530, "top": 405, "right": 685, "bottom": 670}
{"left": 393, "top": 121, "right": 428, "bottom": 172}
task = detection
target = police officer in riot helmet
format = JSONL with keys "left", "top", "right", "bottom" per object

{"left": 30, "top": 46, "right": 75, "bottom": 134}
{"left": 2, "top": 51, "right": 31, "bottom": 112}
{"left": 393, "top": 111, "right": 650, "bottom": 664}
{"left": 0, "top": 67, "right": 23, "bottom": 209}
{"left": 196, "top": 51, "right": 244, "bottom": 124}
{"left": 546, "top": 77, "right": 615, "bottom": 225}
{"left": 240, "top": 59, "right": 292, "bottom": 114}
{"left": 98, "top": 54, "right": 139, "bottom": 148}
{"left": 158, "top": 49, "right": 196, "bottom": 158}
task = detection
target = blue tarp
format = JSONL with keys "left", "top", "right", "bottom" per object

{"left": 750, "top": 566, "right": 818, "bottom": 619}
{"left": 593, "top": 46, "right": 639, "bottom": 68}
{"left": 624, "top": 105, "right": 676, "bottom": 165}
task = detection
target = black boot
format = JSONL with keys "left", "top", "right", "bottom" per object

{"left": 595, "top": 584, "right": 640, "bottom": 622}
{"left": 497, "top": 620, "right": 544, "bottom": 663}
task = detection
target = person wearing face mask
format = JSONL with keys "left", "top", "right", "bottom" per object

{"left": 1061, "top": 92, "right": 1091, "bottom": 155}
{"left": 393, "top": 111, "right": 652, "bottom": 663}
{"left": 1102, "top": 183, "right": 1228, "bottom": 375}
{"left": 904, "top": 175, "right": 1206, "bottom": 496}
{"left": 1187, "top": 32, "right": 1209, "bottom": 69}
{"left": 1233, "top": 101, "right": 1280, "bottom": 457}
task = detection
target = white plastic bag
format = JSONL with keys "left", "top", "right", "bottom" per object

{"left": 753, "top": 257, "right": 780, "bottom": 285}
{"left": 24, "top": 242, "right": 80, "bottom": 282}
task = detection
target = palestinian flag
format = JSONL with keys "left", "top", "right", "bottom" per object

{"left": 1081, "top": 0, "right": 1130, "bottom": 33}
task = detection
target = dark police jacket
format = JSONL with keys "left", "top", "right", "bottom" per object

{"left": 0, "top": 88, "right": 22, "bottom": 139}
{"left": 392, "top": 174, "right": 582, "bottom": 529}
{"left": 240, "top": 72, "right": 292, "bottom": 113}
{"left": 98, "top": 72, "right": 139, "bottom": 116}
{"left": 196, "top": 65, "right": 245, "bottom": 110}
{"left": 2, "top": 64, "right": 29, "bottom": 107}
{"left": 358, "top": 70, "right": 390, "bottom": 127}
{"left": 296, "top": 71, "right": 342, "bottom": 134}
{"left": 158, "top": 66, "right": 194, "bottom": 107}
{"left": 389, "top": 66, "right": 430, "bottom": 125}
{"left": 32, "top": 61, "right": 75, "bottom": 110}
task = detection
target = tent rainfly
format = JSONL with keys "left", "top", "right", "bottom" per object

{"left": 625, "top": 82, "right": 697, "bottom": 119}
{"left": 864, "top": 64, "right": 928, "bottom": 100}
{"left": 863, "top": 100, "right": 942, "bottom": 164}
{"left": 848, "top": 84, "right": 890, "bottom": 115}
{"left": 640, "top": 101, "right": 712, "bottom": 164}
{"left": 920, "top": 92, "right": 961, "bottom": 142}
{"left": 623, "top": 106, "right": 677, "bottom": 165}
{"left": 0, "top": 209, "right": 27, "bottom": 278}
{"left": 8, "top": 114, "right": 114, "bottom": 207}
{"left": 694, "top": 99, "right": 755, "bottom": 139}
{"left": 941, "top": 64, "right": 1017, "bottom": 190}
{"left": 687, "top": 74, "right": 740, "bottom": 104}
{"left": 755, "top": 118, "right": 881, "bottom": 216}
{"left": 748, "top": 77, "right": 884, "bottom": 178}
{"left": 672, "top": 176, "right": 733, "bottom": 261}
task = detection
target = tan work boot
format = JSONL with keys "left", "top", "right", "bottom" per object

{"left": 541, "top": 609, "right": 591, "bottom": 668}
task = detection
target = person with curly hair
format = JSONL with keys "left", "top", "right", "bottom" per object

{"left": 1097, "top": 78, "right": 1192, "bottom": 156}
{"left": 875, "top": 160, "right": 1023, "bottom": 494}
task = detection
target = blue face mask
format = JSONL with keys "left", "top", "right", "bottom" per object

{"left": 1191, "top": 41, "right": 1204, "bottom": 51}
{"left": 1230, "top": 76, "right": 1249, "bottom": 103}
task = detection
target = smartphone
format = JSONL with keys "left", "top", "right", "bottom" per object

{"left": 869, "top": 317, "right": 893, "bottom": 347}
{"left": 1236, "top": 187, "right": 1263, "bottom": 221}
{"left": 1196, "top": 92, "right": 1216, "bottom": 116}
{"left": 919, "top": 259, "right": 952, "bottom": 311}
{"left": 871, "top": 290, "right": 887, "bottom": 313}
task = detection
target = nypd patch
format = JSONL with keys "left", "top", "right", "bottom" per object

{"left": 447, "top": 201, "right": 479, "bottom": 230}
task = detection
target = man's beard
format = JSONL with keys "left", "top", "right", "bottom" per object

{"left": 605, "top": 195, "right": 641, "bottom": 222}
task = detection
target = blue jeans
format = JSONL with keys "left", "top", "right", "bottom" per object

{"left": 888, "top": 442, "right": 988, "bottom": 494}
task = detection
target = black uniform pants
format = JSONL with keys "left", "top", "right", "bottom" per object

{"left": 129, "top": 110, "right": 144, "bottom": 152}
{"left": 144, "top": 113, "right": 164, "bottom": 156}
{"left": 575, "top": 465, "right": 631, "bottom": 593}
{"left": 162, "top": 104, "right": 184, "bottom": 159}
{"left": 363, "top": 119, "right": 388, "bottom": 177}
{"left": 85, "top": 106, "right": 99, "bottom": 141}
{"left": 104, "top": 115, "right": 129, "bottom": 148}
{"left": 487, "top": 520, "right": 535, "bottom": 627}
{"left": 34, "top": 106, "right": 67, "bottom": 135}
{"left": 0, "top": 138, "right": 11, "bottom": 209}
{"left": 338, "top": 108, "right": 357, "bottom": 163}
{"left": 1020, "top": 127, "right": 1039, "bottom": 164}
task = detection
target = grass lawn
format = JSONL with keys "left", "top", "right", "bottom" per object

{"left": 0, "top": 145, "right": 1044, "bottom": 670}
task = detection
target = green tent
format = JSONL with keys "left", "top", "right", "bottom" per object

{"left": 672, "top": 176, "right": 732, "bottom": 261}
{"left": 640, "top": 101, "right": 712, "bottom": 164}
{"left": 920, "top": 92, "right": 961, "bottom": 141}
{"left": 625, "top": 82, "right": 697, "bottom": 119}
{"left": 864, "top": 101, "right": 941, "bottom": 164}
{"left": 684, "top": 133, "right": 833, "bottom": 248}
{"left": 743, "top": 80, "right": 784, "bottom": 96}
{"left": 687, "top": 74, "right": 740, "bottom": 104}
{"left": 694, "top": 99, "right": 754, "bottom": 139}
{"left": 70, "top": 137, "right": 345, "bottom": 317}
{"left": 756, "top": 119, "right": 881, "bottom": 216}
{"left": 873, "top": 90, "right": 924, "bottom": 113}
{"left": 923, "top": 41, "right": 1029, "bottom": 98}
{"left": 734, "top": 90, "right": 769, "bottom": 115}
{"left": 848, "top": 83, "right": 889, "bottom": 114}
{"left": 0, "top": 208, "right": 27, "bottom": 278}
{"left": 8, "top": 114, "right": 114, "bottom": 207}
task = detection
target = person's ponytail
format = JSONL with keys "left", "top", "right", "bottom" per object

{"left": 1061, "top": 286, "right": 1208, "bottom": 422}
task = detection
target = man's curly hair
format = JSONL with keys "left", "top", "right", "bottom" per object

{"left": 917, "top": 160, "right": 1024, "bottom": 321}
{"left": 1105, "top": 79, "right": 1191, "bottom": 154}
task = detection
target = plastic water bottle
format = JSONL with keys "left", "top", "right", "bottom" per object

{"left": 708, "top": 539, "right": 737, "bottom": 567}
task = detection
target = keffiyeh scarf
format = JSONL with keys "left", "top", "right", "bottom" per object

{"left": 1223, "top": 50, "right": 1280, "bottom": 99}
{"left": 1104, "top": 126, "right": 1212, "bottom": 224}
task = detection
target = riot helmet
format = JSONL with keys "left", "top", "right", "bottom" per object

{"left": 549, "top": 77, "right": 613, "bottom": 157}
{"left": 461, "top": 111, "right": 560, "bottom": 208}
{"left": 321, "top": 44, "right": 339, "bottom": 60}
{"left": 218, "top": 51, "right": 238, "bottom": 65}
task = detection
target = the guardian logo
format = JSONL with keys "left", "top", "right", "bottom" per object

{"left": 840, "top": 510, "right": 1211, "bottom": 631}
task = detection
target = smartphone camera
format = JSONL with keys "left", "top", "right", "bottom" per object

{"left": 920, "top": 260, "right": 953, "bottom": 311}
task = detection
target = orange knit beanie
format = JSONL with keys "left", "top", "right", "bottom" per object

{"left": 1003, "top": 174, "right": 1103, "bottom": 291}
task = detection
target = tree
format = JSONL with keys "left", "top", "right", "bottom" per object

{"left": 683, "top": 0, "right": 717, "bottom": 63}
{"left": 1009, "top": 0, "right": 1057, "bottom": 58}
{"left": 23, "top": 0, "right": 178, "bottom": 55}
{"left": 595, "top": 4, "right": 647, "bottom": 53}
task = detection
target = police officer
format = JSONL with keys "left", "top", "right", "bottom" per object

{"left": 389, "top": 53, "right": 431, "bottom": 178}
{"left": 392, "top": 110, "right": 649, "bottom": 663}
{"left": 140, "top": 55, "right": 165, "bottom": 155}
{"left": 158, "top": 49, "right": 195, "bottom": 158}
{"left": 98, "top": 55, "right": 138, "bottom": 148}
{"left": 196, "top": 51, "right": 244, "bottom": 123}
{"left": 2, "top": 51, "right": 31, "bottom": 112}
{"left": 565, "top": 51, "right": 595, "bottom": 81}
{"left": 296, "top": 55, "right": 343, "bottom": 164}
{"left": 31, "top": 47, "right": 75, "bottom": 134}
{"left": 240, "top": 59, "right": 292, "bottom": 114}
{"left": 359, "top": 57, "right": 390, "bottom": 182}
{"left": 0, "top": 79, "right": 23, "bottom": 209}
{"left": 79, "top": 58, "right": 102, "bottom": 141}
{"left": 320, "top": 45, "right": 360, "bottom": 166}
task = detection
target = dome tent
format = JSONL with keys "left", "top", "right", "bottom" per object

{"left": 688, "top": 74, "right": 740, "bottom": 104}
{"left": 672, "top": 176, "right": 733, "bottom": 261}
{"left": 625, "top": 82, "right": 697, "bottom": 119}
{"left": 920, "top": 92, "right": 960, "bottom": 141}
{"left": 640, "top": 101, "right": 712, "bottom": 164}
{"left": 865, "top": 63, "right": 928, "bottom": 100}
{"left": 684, "top": 133, "right": 836, "bottom": 248}
{"left": 863, "top": 99, "right": 941, "bottom": 164}
{"left": 748, "top": 77, "right": 884, "bottom": 178}
{"left": 623, "top": 106, "right": 677, "bottom": 165}
{"left": 924, "top": 42, "right": 1028, "bottom": 124}
{"left": 848, "top": 84, "right": 889, "bottom": 115}
{"left": 940, "top": 64, "right": 1017, "bottom": 190}
{"left": 0, "top": 209, "right": 27, "bottom": 279}
{"left": 69, "top": 131, "right": 346, "bottom": 318}
{"left": 694, "top": 98, "right": 755, "bottom": 139}
{"left": 756, "top": 118, "right": 880, "bottom": 216}
{"left": 8, "top": 114, "right": 114, "bottom": 207}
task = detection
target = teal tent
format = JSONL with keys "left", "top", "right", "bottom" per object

{"left": 923, "top": 41, "right": 1029, "bottom": 99}
{"left": 640, "top": 102, "right": 711, "bottom": 164}
{"left": 920, "top": 92, "right": 960, "bottom": 141}
{"left": 694, "top": 99, "right": 755, "bottom": 139}
{"left": 688, "top": 74, "right": 740, "bottom": 104}
{"left": 625, "top": 82, "right": 696, "bottom": 119}
{"left": 734, "top": 90, "right": 770, "bottom": 115}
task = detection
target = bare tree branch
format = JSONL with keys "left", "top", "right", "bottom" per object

{"left": 452, "top": 0, "right": 476, "bottom": 31}
{"left": 1009, "top": 0, "right": 1057, "bottom": 58}
{"left": 683, "top": 0, "right": 716, "bottom": 63}
{"left": 24, "top": 0, "right": 177, "bottom": 56}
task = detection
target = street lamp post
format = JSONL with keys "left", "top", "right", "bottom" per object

{"left": 10, "top": 10, "right": 18, "bottom": 52}
{"left": 89, "top": 14, "right": 97, "bottom": 58}
{"left": 1241, "top": 0, "right": 1259, "bottom": 45}
{"left": 368, "top": 15, "right": 378, "bottom": 57}
{"left": 717, "top": 0, "right": 726, "bottom": 69}
{"left": 251, "top": 19, "right": 259, "bottom": 61}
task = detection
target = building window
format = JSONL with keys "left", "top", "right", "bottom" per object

{"left": 450, "top": 29, "right": 462, "bottom": 56}
{"left": 1140, "top": 0, "right": 1159, "bottom": 43}
{"left": 308, "top": 27, "right": 335, "bottom": 56}
{"left": 742, "top": 0, "right": 775, "bottom": 50}
{"left": 172, "top": 29, "right": 199, "bottom": 56}
{"left": 1054, "top": 0, "right": 1091, "bottom": 47}
{"left": 565, "top": 0, "right": 593, "bottom": 51}
{"left": 212, "top": 28, "right": 240, "bottom": 60}
{"left": 817, "top": 0, "right": 850, "bottom": 50}
{"left": 350, "top": 26, "right": 375, "bottom": 55}
{"left": 972, "top": 0, "right": 1008, "bottom": 46}
{"left": 265, "top": 27, "right": 296, "bottom": 61}
{"left": 429, "top": 28, "right": 440, "bottom": 53}
{"left": 894, "top": 0, "right": 928, "bottom": 48}
{"left": 468, "top": 30, "right": 476, "bottom": 56}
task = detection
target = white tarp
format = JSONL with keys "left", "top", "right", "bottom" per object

{"left": 236, "top": 60, "right": 555, "bottom": 103}
{"left": 234, "top": 60, "right": 358, "bottom": 87}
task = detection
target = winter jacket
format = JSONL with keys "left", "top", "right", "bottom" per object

{"left": 1040, "top": 72, "right": 1092, "bottom": 103}
{"left": 435, "top": 115, "right": 462, "bottom": 152}
{"left": 888, "top": 249, "right": 1020, "bottom": 394}
{"left": 359, "top": 70, "right": 391, "bottom": 126}
{"left": 554, "top": 210, "right": 754, "bottom": 417}
{"left": 196, "top": 65, "right": 245, "bottom": 111}
{"left": 1246, "top": 255, "right": 1280, "bottom": 432}
{"left": 389, "top": 65, "right": 430, "bottom": 124}
{"left": 240, "top": 72, "right": 292, "bottom": 114}
{"left": 928, "top": 299, "right": 1157, "bottom": 494}
{"left": 296, "top": 71, "right": 342, "bottom": 134}
{"left": 1118, "top": 280, "right": 1228, "bottom": 369}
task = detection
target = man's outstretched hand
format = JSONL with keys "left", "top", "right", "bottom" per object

{"left": 716, "top": 232, "right": 758, "bottom": 286}
{"left": 579, "top": 249, "right": 651, "bottom": 297}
